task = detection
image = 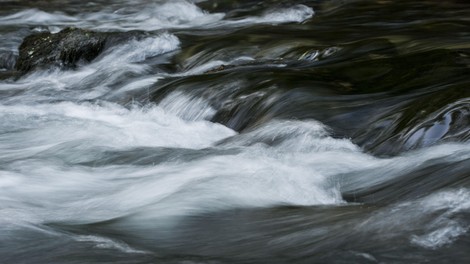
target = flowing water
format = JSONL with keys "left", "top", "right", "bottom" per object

{"left": 0, "top": 0, "right": 469, "bottom": 263}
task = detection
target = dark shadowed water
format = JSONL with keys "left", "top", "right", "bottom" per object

{"left": 0, "top": 0, "right": 469, "bottom": 263}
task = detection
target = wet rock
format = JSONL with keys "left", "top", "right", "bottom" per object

{"left": 15, "top": 27, "right": 106, "bottom": 72}
{"left": 14, "top": 27, "right": 146, "bottom": 73}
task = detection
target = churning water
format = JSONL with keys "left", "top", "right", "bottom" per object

{"left": 0, "top": 0, "right": 469, "bottom": 263}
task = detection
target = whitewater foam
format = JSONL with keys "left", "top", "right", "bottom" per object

{"left": 411, "top": 224, "right": 468, "bottom": 249}
{"left": 0, "top": 2, "right": 313, "bottom": 34}
{"left": 239, "top": 4, "right": 315, "bottom": 25}
{"left": 75, "top": 235, "right": 149, "bottom": 254}
{"left": 0, "top": 101, "right": 234, "bottom": 150}
{"left": 0, "top": 9, "right": 77, "bottom": 25}
{"left": 159, "top": 91, "right": 216, "bottom": 121}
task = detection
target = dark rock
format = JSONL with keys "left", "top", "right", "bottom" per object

{"left": 15, "top": 27, "right": 107, "bottom": 72}
{"left": 14, "top": 27, "right": 146, "bottom": 73}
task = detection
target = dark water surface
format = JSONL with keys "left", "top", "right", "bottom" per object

{"left": 0, "top": 0, "right": 469, "bottom": 263}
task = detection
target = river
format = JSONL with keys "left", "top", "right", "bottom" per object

{"left": 0, "top": 0, "right": 469, "bottom": 263}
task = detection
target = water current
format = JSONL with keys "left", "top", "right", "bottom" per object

{"left": 0, "top": 0, "right": 469, "bottom": 263}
